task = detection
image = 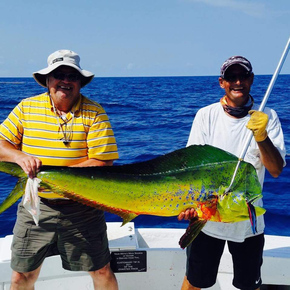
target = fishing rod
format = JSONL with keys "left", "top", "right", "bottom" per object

{"left": 224, "top": 36, "right": 290, "bottom": 194}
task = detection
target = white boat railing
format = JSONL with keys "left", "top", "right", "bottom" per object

{"left": 0, "top": 222, "right": 290, "bottom": 290}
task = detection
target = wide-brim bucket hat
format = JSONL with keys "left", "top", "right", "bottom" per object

{"left": 33, "top": 49, "right": 94, "bottom": 88}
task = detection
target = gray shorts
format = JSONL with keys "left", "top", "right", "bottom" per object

{"left": 11, "top": 199, "right": 111, "bottom": 273}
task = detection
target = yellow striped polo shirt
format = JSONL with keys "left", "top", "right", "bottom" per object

{"left": 0, "top": 92, "right": 119, "bottom": 198}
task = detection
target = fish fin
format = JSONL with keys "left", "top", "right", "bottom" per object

{"left": 179, "top": 217, "right": 207, "bottom": 249}
{"left": 0, "top": 178, "right": 26, "bottom": 214}
{"left": 44, "top": 188, "right": 140, "bottom": 225}
{"left": 111, "top": 144, "right": 240, "bottom": 175}
{"left": 247, "top": 201, "right": 257, "bottom": 234}
{"left": 79, "top": 198, "right": 138, "bottom": 226}
{"left": 121, "top": 213, "right": 138, "bottom": 226}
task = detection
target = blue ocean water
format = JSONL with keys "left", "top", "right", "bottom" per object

{"left": 0, "top": 75, "right": 289, "bottom": 238}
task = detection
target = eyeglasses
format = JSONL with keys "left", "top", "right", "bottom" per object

{"left": 223, "top": 72, "right": 251, "bottom": 82}
{"left": 52, "top": 71, "right": 80, "bottom": 82}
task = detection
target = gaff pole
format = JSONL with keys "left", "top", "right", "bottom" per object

{"left": 225, "top": 36, "right": 290, "bottom": 194}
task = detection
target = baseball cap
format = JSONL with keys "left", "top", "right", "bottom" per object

{"left": 220, "top": 56, "right": 252, "bottom": 78}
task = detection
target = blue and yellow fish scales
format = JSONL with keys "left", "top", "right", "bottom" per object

{"left": 0, "top": 145, "right": 265, "bottom": 248}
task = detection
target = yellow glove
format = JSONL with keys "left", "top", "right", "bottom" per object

{"left": 246, "top": 110, "right": 268, "bottom": 142}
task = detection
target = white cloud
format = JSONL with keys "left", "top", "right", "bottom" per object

{"left": 186, "top": 0, "right": 266, "bottom": 17}
{"left": 126, "top": 63, "right": 135, "bottom": 70}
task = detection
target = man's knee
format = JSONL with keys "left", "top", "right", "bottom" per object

{"left": 90, "top": 262, "right": 114, "bottom": 278}
{"left": 11, "top": 268, "right": 41, "bottom": 289}
{"left": 89, "top": 263, "right": 118, "bottom": 289}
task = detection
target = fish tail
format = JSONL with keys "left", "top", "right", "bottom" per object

{"left": 0, "top": 178, "right": 26, "bottom": 214}
{"left": 0, "top": 162, "right": 26, "bottom": 178}
{"left": 179, "top": 217, "right": 207, "bottom": 249}
{"left": 247, "top": 201, "right": 257, "bottom": 234}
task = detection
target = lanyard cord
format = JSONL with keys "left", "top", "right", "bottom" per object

{"left": 50, "top": 97, "right": 76, "bottom": 145}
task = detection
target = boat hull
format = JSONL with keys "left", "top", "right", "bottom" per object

{"left": 0, "top": 223, "right": 290, "bottom": 290}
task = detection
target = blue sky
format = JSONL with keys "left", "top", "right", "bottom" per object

{"left": 0, "top": 0, "right": 289, "bottom": 77}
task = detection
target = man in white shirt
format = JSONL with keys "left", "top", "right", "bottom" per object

{"left": 179, "top": 56, "right": 286, "bottom": 290}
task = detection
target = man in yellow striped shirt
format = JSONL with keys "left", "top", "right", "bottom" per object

{"left": 0, "top": 50, "right": 119, "bottom": 289}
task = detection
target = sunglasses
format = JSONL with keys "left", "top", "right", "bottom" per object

{"left": 223, "top": 72, "right": 251, "bottom": 82}
{"left": 52, "top": 71, "right": 81, "bottom": 82}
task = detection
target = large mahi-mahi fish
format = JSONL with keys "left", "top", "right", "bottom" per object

{"left": 0, "top": 145, "right": 265, "bottom": 248}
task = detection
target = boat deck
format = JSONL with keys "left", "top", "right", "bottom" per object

{"left": 0, "top": 222, "right": 289, "bottom": 289}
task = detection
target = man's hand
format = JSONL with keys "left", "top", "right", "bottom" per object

{"left": 246, "top": 110, "right": 268, "bottom": 142}
{"left": 70, "top": 158, "right": 113, "bottom": 167}
{"left": 177, "top": 208, "right": 198, "bottom": 221}
{"left": 16, "top": 155, "right": 42, "bottom": 178}
{"left": 0, "top": 140, "right": 42, "bottom": 178}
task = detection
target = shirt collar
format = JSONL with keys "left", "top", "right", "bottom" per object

{"left": 47, "top": 92, "right": 82, "bottom": 117}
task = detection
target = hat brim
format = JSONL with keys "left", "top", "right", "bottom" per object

{"left": 33, "top": 62, "right": 94, "bottom": 88}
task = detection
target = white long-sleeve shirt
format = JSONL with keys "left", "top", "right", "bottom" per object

{"left": 187, "top": 102, "right": 286, "bottom": 242}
